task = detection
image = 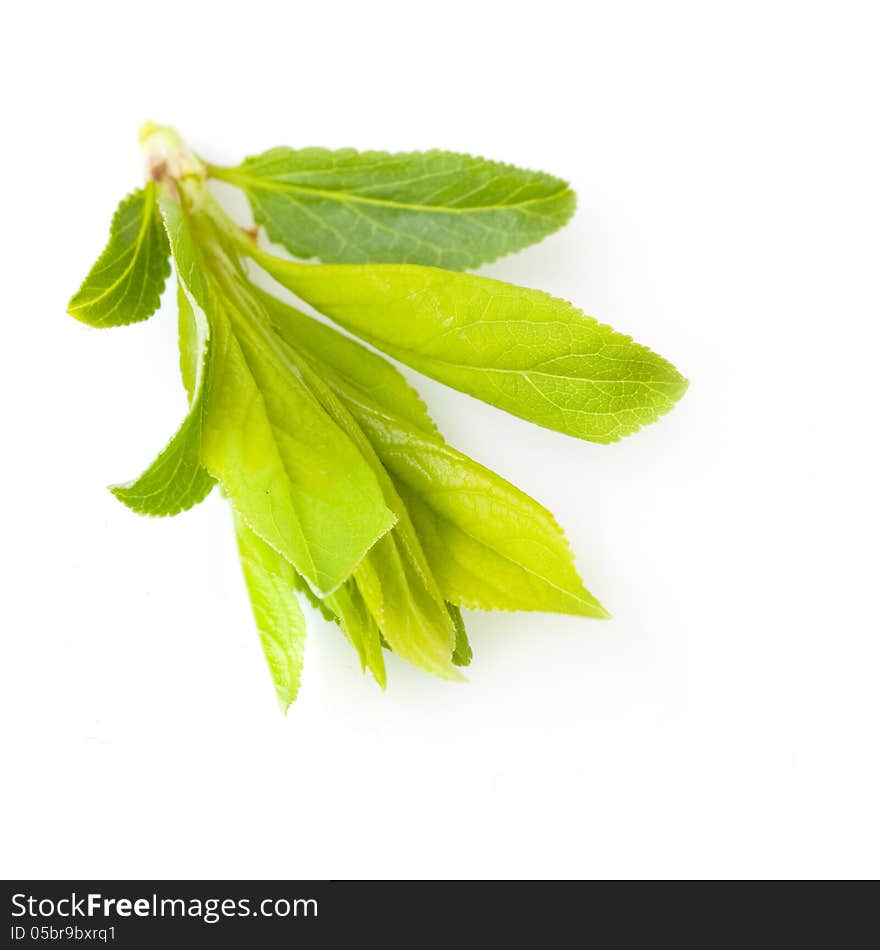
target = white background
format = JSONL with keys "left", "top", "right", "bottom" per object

{"left": 2, "top": 0, "right": 878, "bottom": 879}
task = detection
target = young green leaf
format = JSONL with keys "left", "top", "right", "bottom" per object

{"left": 448, "top": 604, "right": 472, "bottom": 667}
{"left": 254, "top": 257, "right": 688, "bottom": 444}
{"left": 353, "top": 532, "right": 462, "bottom": 681}
{"left": 264, "top": 292, "right": 607, "bottom": 618}
{"left": 288, "top": 556, "right": 388, "bottom": 687}
{"left": 110, "top": 281, "right": 215, "bottom": 516}
{"left": 351, "top": 400, "right": 608, "bottom": 618}
{"left": 245, "top": 304, "right": 460, "bottom": 680}
{"left": 68, "top": 184, "right": 171, "bottom": 327}
{"left": 160, "top": 194, "right": 396, "bottom": 595}
{"left": 211, "top": 148, "right": 575, "bottom": 270}
{"left": 234, "top": 509, "right": 307, "bottom": 712}
{"left": 177, "top": 281, "right": 202, "bottom": 401}
{"left": 254, "top": 285, "right": 437, "bottom": 435}
{"left": 272, "top": 336, "right": 461, "bottom": 680}
{"left": 290, "top": 567, "right": 339, "bottom": 624}
{"left": 323, "top": 581, "right": 388, "bottom": 688}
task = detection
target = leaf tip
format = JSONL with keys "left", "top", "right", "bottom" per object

{"left": 558, "top": 565, "right": 611, "bottom": 620}
{"left": 441, "top": 663, "right": 468, "bottom": 684}
{"left": 65, "top": 293, "right": 104, "bottom": 329}
{"left": 368, "top": 662, "right": 388, "bottom": 691}
{"left": 107, "top": 482, "right": 136, "bottom": 511}
{"left": 573, "top": 589, "right": 612, "bottom": 620}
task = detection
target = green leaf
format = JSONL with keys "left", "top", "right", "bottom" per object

{"left": 265, "top": 292, "right": 607, "bottom": 618}
{"left": 177, "top": 281, "right": 201, "bottom": 401}
{"left": 234, "top": 509, "right": 307, "bottom": 712}
{"left": 323, "top": 581, "right": 387, "bottom": 688}
{"left": 68, "top": 184, "right": 171, "bottom": 327}
{"left": 290, "top": 568, "right": 338, "bottom": 624}
{"left": 110, "top": 280, "right": 215, "bottom": 516}
{"left": 345, "top": 389, "right": 608, "bottom": 618}
{"left": 254, "top": 285, "right": 437, "bottom": 434}
{"left": 352, "top": 532, "right": 461, "bottom": 681}
{"left": 266, "top": 332, "right": 461, "bottom": 680}
{"left": 448, "top": 604, "right": 472, "bottom": 667}
{"left": 290, "top": 565, "right": 388, "bottom": 688}
{"left": 160, "top": 194, "right": 396, "bottom": 595}
{"left": 212, "top": 147, "right": 575, "bottom": 269}
{"left": 250, "top": 288, "right": 460, "bottom": 678}
{"left": 256, "top": 258, "right": 689, "bottom": 444}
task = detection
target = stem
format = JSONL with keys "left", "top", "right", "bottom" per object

{"left": 139, "top": 122, "right": 207, "bottom": 194}
{"left": 141, "top": 131, "right": 295, "bottom": 371}
{"left": 138, "top": 125, "right": 301, "bottom": 283}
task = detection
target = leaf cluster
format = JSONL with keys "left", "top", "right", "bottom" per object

{"left": 68, "top": 125, "right": 687, "bottom": 709}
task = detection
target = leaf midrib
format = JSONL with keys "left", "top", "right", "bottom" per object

{"left": 355, "top": 339, "right": 684, "bottom": 390}
{"left": 213, "top": 166, "right": 572, "bottom": 216}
